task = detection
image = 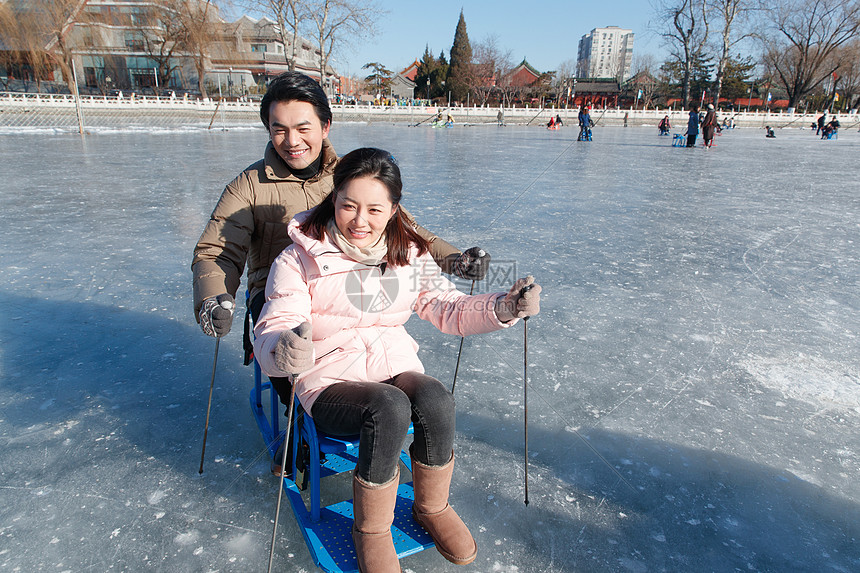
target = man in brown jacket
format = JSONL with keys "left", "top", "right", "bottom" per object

{"left": 192, "top": 72, "right": 489, "bottom": 399}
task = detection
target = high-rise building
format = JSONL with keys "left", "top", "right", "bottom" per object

{"left": 576, "top": 26, "right": 634, "bottom": 80}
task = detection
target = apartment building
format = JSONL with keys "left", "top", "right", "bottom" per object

{"left": 576, "top": 26, "right": 634, "bottom": 80}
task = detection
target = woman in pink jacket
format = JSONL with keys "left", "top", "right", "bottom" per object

{"left": 253, "top": 148, "right": 541, "bottom": 572}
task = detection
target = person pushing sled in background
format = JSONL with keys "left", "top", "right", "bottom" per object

{"left": 577, "top": 105, "right": 594, "bottom": 141}
{"left": 253, "top": 148, "right": 542, "bottom": 571}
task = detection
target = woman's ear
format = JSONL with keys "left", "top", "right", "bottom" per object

{"left": 390, "top": 204, "right": 399, "bottom": 221}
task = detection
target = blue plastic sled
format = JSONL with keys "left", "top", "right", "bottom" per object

{"left": 672, "top": 133, "right": 686, "bottom": 147}
{"left": 249, "top": 360, "right": 435, "bottom": 572}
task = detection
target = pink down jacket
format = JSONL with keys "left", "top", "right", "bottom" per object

{"left": 253, "top": 213, "right": 514, "bottom": 414}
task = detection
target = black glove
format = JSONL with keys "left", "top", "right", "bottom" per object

{"left": 273, "top": 322, "right": 314, "bottom": 374}
{"left": 199, "top": 293, "right": 235, "bottom": 337}
{"left": 452, "top": 247, "right": 491, "bottom": 281}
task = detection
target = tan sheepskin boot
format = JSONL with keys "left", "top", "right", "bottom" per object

{"left": 351, "top": 467, "right": 401, "bottom": 573}
{"left": 411, "top": 452, "right": 477, "bottom": 565}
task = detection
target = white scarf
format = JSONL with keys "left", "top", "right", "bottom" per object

{"left": 326, "top": 219, "right": 388, "bottom": 266}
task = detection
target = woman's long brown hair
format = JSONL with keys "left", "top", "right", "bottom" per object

{"left": 300, "top": 148, "right": 429, "bottom": 267}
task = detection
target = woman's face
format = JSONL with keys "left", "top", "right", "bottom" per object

{"left": 333, "top": 176, "right": 397, "bottom": 248}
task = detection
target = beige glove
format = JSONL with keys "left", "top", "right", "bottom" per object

{"left": 272, "top": 322, "right": 314, "bottom": 374}
{"left": 494, "top": 276, "right": 542, "bottom": 322}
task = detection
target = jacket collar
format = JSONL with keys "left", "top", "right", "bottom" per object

{"left": 263, "top": 138, "right": 337, "bottom": 182}
{"left": 288, "top": 212, "right": 380, "bottom": 276}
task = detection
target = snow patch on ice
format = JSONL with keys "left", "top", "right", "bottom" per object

{"left": 226, "top": 533, "right": 255, "bottom": 555}
{"left": 618, "top": 557, "right": 648, "bottom": 572}
{"left": 739, "top": 353, "right": 860, "bottom": 409}
{"left": 148, "top": 490, "right": 167, "bottom": 505}
{"left": 174, "top": 531, "right": 199, "bottom": 545}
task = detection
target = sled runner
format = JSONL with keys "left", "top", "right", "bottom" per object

{"left": 249, "top": 359, "right": 435, "bottom": 572}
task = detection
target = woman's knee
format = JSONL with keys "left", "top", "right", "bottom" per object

{"left": 368, "top": 385, "right": 412, "bottom": 434}
{"left": 398, "top": 372, "right": 455, "bottom": 423}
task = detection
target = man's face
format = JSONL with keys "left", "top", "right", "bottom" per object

{"left": 268, "top": 100, "right": 331, "bottom": 170}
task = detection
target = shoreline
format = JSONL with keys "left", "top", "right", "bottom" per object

{"left": 2, "top": 92, "right": 857, "bottom": 131}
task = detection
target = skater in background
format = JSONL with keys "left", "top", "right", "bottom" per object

{"left": 816, "top": 112, "right": 827, "bottom": 135}
{"left": 821, "top": 116, "right": 840, "bottom": 139}
{"left": 658, "top": 114, "right": 671, "bottom": 135}
{"left": 253, "top": 148, "right": 542, "bottom": 572}
{"left": 497, "top": 109, "right": 505, "bottom": 126}
{"left": 191, "top": 72, "right": 490, "bottom": 475}
{"left": 685, "top": 105, "right": 700, "bottom": 147}
{"left": 555, "top": 113, "right": 564, "bottom": 126}
{"left": 701, "top": 104, "right": 717, "bottom": 147}
{"left": 578, "top": 105, "right": 594, "bottom": 140}
{"left": 765, "top": 125, "right": 776, "bottom": 138}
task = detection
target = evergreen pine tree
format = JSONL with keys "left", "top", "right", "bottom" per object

{"left": 415, "top": 45, "right": 438, "bottom": 101}
{"left": 447, "top": 9, "right": 472, "bottom": 103}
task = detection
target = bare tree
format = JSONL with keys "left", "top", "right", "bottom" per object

{"left": 554, "top": 58, "right": 577, "bottom": 106}
{"left": 307, "top": 0, "right": 380, "bottom": 93}
{"left": 630, "top": 52, "right": 658, "bottom": 76}
{"left": 132, "top": 1, "right": 191, "bottom": 89}
{"left": 709, "top": 0, "right": 755, "bottom": 107}
{"left": 0, "top": 2, "right": 18, "bottom": 89}
{"left": 654, "top": 0, "right": 710, "bottom": 107}
{"left": 0, "top": 2, "right": 32, "bottom": 89}
{"left": 471, "top": 35, "right": 513, "bottom": 106}
{"left": 760, "top": 0, "right": 860, "bottom": 109}
{"left": 1, "top": 0, "right": 90, "bottom": 92}
{"left": 831, "top": 41, "right": 860, "bottom": 110}
{"left": 41, "top": 0, "right": 89, "bottom": 91}
{"left": 248, "top": 0, "right": 309, "bottom": 71}
{"left": 178, "top": 0, "right": 223, "bottom": 97}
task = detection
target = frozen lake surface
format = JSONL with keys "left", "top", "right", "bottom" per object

{"left": 1, "top": 123, "right": 859, "bottom": 572}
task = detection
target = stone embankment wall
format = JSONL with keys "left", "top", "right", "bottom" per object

{"left": 1, "top": 92, "right": 856, "bottom": 130}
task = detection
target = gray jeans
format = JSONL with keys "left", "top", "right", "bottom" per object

{"left": 310, "top": 371, "right": 455, "bottom": 484}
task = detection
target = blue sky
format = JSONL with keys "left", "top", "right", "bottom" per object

{"left": 332, "top": 0, "right": 665, "bottom": 77}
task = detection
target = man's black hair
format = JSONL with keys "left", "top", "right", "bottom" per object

{"left": 260, "top": 71, "right": 332, "bottom": 129}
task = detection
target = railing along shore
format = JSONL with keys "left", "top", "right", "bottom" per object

{"left": 1, "top": 91, "right": 856, "bottom": 131}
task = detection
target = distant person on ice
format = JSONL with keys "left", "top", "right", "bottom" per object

{"left": 821, "top": 116, "right": 840, "bottom": 139}
{"left": 701, "top": 104, "right": 717, "bottom": 147}
{"left": 191, "top": 72, "right": 490, "bottom": 468}
{"left": 577, "top": 105, "right": 594, "bottom": 140}
{"left": 252, "top": 148, "right": 542, "bottom": 571}
{"left": 765, "top": 125, "right": 776, "bottom": 138}
{"left": 685, "top": 105, "right": 700, "bottom": 147}
{"left": 816, "top": 112, "right": 827, "bottom": 135}
{"left": 658, "top": 114, "right": 670, "bottom": 135}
